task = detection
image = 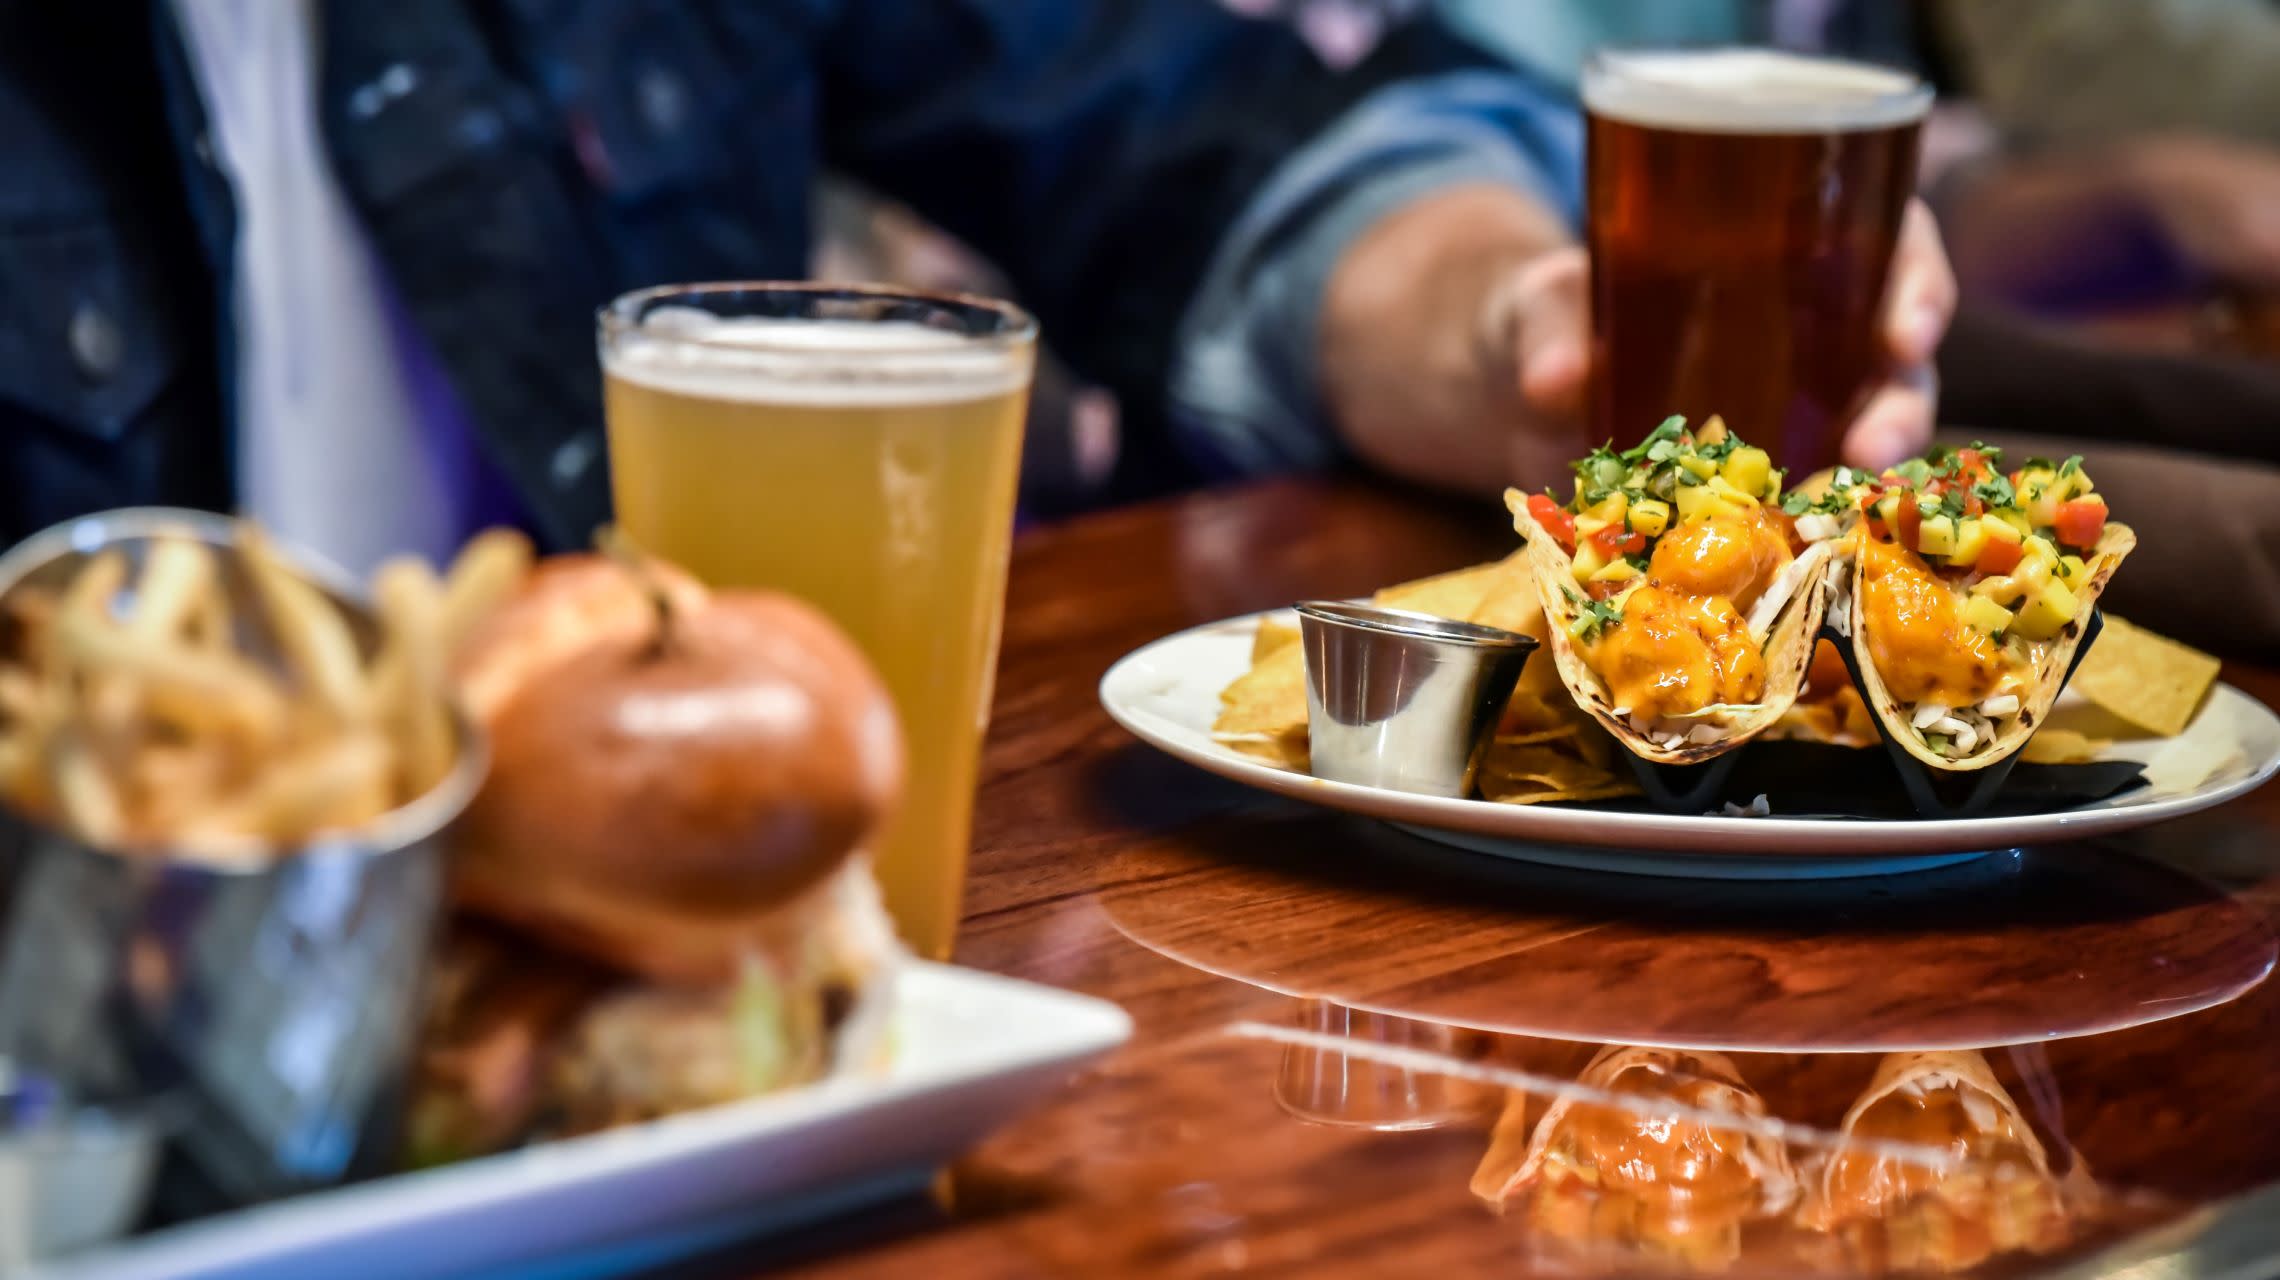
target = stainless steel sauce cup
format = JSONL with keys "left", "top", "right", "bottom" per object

{"left": 1296, "top": 602, "right": 1537, "bottom": 798}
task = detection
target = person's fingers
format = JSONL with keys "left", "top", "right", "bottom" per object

{"left": 1492, "top": 246, "right": 1590, "bottom": 421}
{"left": 1883, "top": 200, "right": 1957, "bottom": 367}
{"left": 1844, "top": 363, "right": 1939, "bottom": 472}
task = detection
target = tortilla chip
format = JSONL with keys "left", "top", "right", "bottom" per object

{"left": 2067, "top": 614, "right": 2220, "bottom": 738}
{"left": 1494, "top": 726, "right": 1581, "bottom": 747}
{"left": 1251, "top": 618, "right": 1301, "bottom": 665}
{"left": 1477, "top": 741, "right": 1639, "bottom": 806}
{"left": 2020, "top": 728, "right": 2110, "bottom": 765}
{"left": 1222, "top": 730, "right": 1309, "bottom": 771}
{"left": 1214, "top": 642, "right": 1306, "bottom": 738}
{"left": 1372, "top": 559, "right": 1512, "bottom": 621}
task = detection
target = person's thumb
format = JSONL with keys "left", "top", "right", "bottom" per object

{"left": 1490, "top": 246, "right": 1590, "bottom": 420}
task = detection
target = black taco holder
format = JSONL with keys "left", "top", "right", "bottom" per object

{"left": 1823, "top": 607, "right": 2105, "bottom": 819}
{"left": 1617, "top": 747, "right": 1745, "bottom": 811}
{"left": 1590, "top": 610, "right": 2105, "bottom": 819}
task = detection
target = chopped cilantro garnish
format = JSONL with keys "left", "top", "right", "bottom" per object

{"left": 1895, "top": 458, "right": 1933, "bottom": 484}
{"left": 2057, "top": 454, "right": 2084, "bottom": 479}
{"left": 1936, "top": 487, "right": 1968, "bottom": 520}
{"left": 1973, "top": 473, "right": 2016, "bottom": 508}
{"left": 1779, "top": 490, "right": 1814, "bottom": 516}
{"left": 1571, "top": 446, "right": 1627, "bottom": 492}
{"left": 1619, "top": 416, "right": 1687, "bottom": 464}
{"left": 1563, "top": 588, "right": 1624, "bottom": 643}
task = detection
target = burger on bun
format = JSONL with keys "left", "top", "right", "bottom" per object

{"left": 411, "top": 550, "right": 906, "bottom": 1158}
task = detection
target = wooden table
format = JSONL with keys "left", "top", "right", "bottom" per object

{"left": 685, "top": 478, "right": 2280, "bottom": 1279}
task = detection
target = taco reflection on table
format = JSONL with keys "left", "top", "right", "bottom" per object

{"left": 1471, "top": 1046, "right": 1799, "bottom": 1272}
{"left": 1804, "top": 1050, "right": 2093, "bottom": 1273}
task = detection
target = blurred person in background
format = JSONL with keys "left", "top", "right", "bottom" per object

{"left": 1926, "top": 0, "right": 2280, "bottom": 306}
{"left": 0, "top": 0, "right": 1951, "bottom": 581}
{"left": 1433, "top": 0, "right": 2280, "bottom": 656}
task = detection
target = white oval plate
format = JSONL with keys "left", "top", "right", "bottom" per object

{"left": 1100, "top": 610, "right": 2280, "bottom": 876}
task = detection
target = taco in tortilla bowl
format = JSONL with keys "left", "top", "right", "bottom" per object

{"left": 1810, "top": 445, "right": 2135, "bottom": 771}
{"left": 1507, "top": 416, "right": 1844, "bottom": 766}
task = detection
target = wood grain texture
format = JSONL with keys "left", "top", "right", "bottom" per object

{"left": 674, "top": 479, "right": 2280, "bottom": 1279}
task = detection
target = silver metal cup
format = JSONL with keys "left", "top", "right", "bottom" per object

{"left": 0, "top": 509, "right": 485, "bottom": 1205}
{"left": 1296, "top": 602, "right": 1537, "bottom": 798}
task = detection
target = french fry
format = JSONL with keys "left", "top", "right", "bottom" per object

{"left": 54, "top": 609, "right": 289, "bottom": 746}
{"left": 185, "top": 573, "right": 232, "bottom": 651}
{"left": 0, "top": 666, "right": 41, "bottom": 726}
{"left": 127, "top": 737, "right": 238, "bottom": 838}
{"left": 50, "top": 732, "right": 126, "bottom": 847}
{"left": 57, "top": 550, "right": 127, "bottom": 643}
{"left": 440, "top": 529, "right": 533, "bottom": 654}
{"left": 373, "top": 557, "right": 454, "bottom": 797}
{"left": 129, "top": 538, "right": 216, "bottom": 641}
{"left": 237, "top": 523, "right": 367, "bottom": 724}
{"left": 2, "top": 584, "right": 60, "bottom": 670}
{"left": 179, "top": 731, "right": 394, "bottom": 848}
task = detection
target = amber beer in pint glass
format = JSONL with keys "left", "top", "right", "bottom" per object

{"left": 1584, "top": 50, "right": 1930, "bottom": 472}
{"left": 599, "top": 285, "right": 1035, "bottom": 960}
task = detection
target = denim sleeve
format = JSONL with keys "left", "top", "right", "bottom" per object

{"left": 1169, "top": 71, "right": 1584, "bottom": 477}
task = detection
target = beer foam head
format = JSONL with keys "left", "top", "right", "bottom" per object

{"left": 1583, "top": 49, "right": 1929, "bottom": 133}
{"left": 605, "top": 310, "right": 1032, "bottom": 406}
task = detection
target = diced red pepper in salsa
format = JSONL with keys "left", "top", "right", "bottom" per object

{"left": 1586, "top": 524, "right": 1646, "bottom": 559}
{"left": 1527, "top": 493, "right": 1577, "bottom": 555}
{"left": 2054, "top": 497, "right": 2108, "bottom": 550}
{"left": 1894, "top": 495, "right": 1922, "bottom": 554}
{"left": 1974, "top": 536, "right": 2024, "bottom": 576}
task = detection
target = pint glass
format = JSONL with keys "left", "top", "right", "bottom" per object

{"left": 1584, "top": 49, "right": 1930, "bottom": 472}
{"left": 599, "top": 284, "right": 1036, "bottom": 960}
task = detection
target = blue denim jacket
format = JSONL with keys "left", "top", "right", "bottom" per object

{"left": 0, "top": 3, "right": 1566, "bottom": 548}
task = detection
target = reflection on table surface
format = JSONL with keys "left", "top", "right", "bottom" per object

{"left": 1265, "top": 1021, "right": 2142, "bottom": 1277}
{"left": 668, "top": 479, "right": 2280, "bottom": 1280}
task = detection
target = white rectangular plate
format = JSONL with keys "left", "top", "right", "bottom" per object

{"left": 40, "top": 963, "right": 1130, "bottom": 1280}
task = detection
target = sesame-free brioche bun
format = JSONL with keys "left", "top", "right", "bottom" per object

{"left": 451, "top": 554, "right": 902, "bottom": 985}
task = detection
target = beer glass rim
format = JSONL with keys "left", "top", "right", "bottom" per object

{"left": 1582, "top": 46, "right": 1932, "bottom": 132}
{"left": 598, "top": 281, "right": 1039, "bottom": 355}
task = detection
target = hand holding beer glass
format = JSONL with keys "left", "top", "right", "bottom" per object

{"left": 1581, "top": 49, "right": 1941, "bottom": 473}
{"left": 600, "top": 285, "right": 1034, "bottom": 960}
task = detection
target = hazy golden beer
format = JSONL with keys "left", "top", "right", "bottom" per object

{"left": 600, "top": 285, "right": 1035, "bottom": 959}
{"left": 1584, "top": 50, "right": 1928, "bottom": 473}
